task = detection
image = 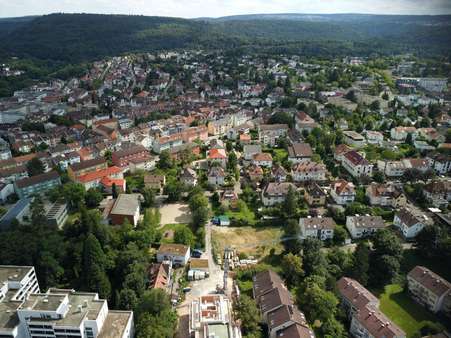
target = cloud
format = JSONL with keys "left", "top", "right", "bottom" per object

{"left": 1, "top": 0, "right": 450, "bottom": 18}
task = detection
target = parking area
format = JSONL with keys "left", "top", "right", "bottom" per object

{"left": 159, "top": 203, "right": 192, "bottom": 226}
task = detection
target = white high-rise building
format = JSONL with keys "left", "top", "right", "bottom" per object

{"left": 0, "top": 265, "right": 134, "bottom": 338}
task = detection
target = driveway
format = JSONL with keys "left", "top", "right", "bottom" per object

{"left": 159, "top": 203, "right": 192, "bottom": 226}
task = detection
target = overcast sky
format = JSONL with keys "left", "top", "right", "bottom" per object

{"left": 1, "top": 0, "right": 451, "bottom": 18}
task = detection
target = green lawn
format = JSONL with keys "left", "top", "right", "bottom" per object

{"left": 159, "top": 223, "right": 188, "bottom": 244}
{"left": 377, "top": 284, "right": 442, "bottom": 338}
{"left": 225, "top": 207, "right": 256, "bottom": 225}
{"left": 272, "top": 148, "right": 288, "bottom": 163}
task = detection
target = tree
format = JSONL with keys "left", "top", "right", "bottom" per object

{"left": 157, "top": 150, "right": 172, "bottom": 170}
{"left": 233, "top": 295, "right": 261, "bottom": 337}
{"left": 284, "top": 218, "right": 301, "bottom": 253}
{"left": 350, "top": 241, "right": 370, "bottom": 286}
{"left": 282, "top": 253, "right": 304, "bottom": 287}
{"left": 297, "top": 279, "right": 338, "bottom": 324}
{"left": 63, "top": 182, "right": 86, "bottom": 209}
{"left": 112, "top": 183, "right": 118, "bottom": 199}
{"left": 174, "top": 226, "right": 195, "bottom": 247}
{"left": 26, "top": 157, "right": 45, "bottom": 176}
{"left": 333, "top": 226, "right": 347, "bottom": 246}
{"left": 320, "top": 317, "right": 347, "bottom": 338}
{"left": 117, "top": 288, "right": 138, "bottom": 310}
{"left": 302, "top": 238, "right": 327, "bottom": 277}
{"left": 372, "top": 229, "right": 403, "bottom": 259}
{"left": 371, "top": 254, "right": 400, "bottom": 285}
{"left": 415, "top": 225, "right": 441, "bottom": 258}
{"left": 142, "top": 188, "right": 155, "bottom": 208}
{"left": 227, "top": 151, "right": 237, "bottom": 171}
{"left": 85, "top": 188, "right": 103, "bottom": 208}
{"left": 82, "top": 233, "right": 111, "bottom": 299}
{"left": 189, "top": 193, "right": 210, "bottom": 228}
{"left": 284, "top": 186, "right": 297, "bottom": 218}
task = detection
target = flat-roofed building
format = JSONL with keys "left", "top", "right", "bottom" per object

{"left": 189, "top": 295, "right": 241, "bottom": 338}
{"left": 0, "top": 265, "right": 40, "bottom": 338}
{"left": 109, "top": 194, "right": 140, "bottom": 226}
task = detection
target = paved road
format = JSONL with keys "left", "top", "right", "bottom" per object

{"left": 176, "top": 222, "right": 232, "bottom": 337}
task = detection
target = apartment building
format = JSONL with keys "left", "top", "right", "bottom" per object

{"left": 67, "top": 158, "right": 107, "bottom": 180}
{"left": 258, "top": 124, "right": 288, "bottom": 146}
{"left": 407, "top": 266, "right": 451, "bottom": 314}
{"left": 262, "top": 182, "right": 297, "bottom": 206}
{"left": 336, "top": 277, "right": 405, "bottom": 338}
{"left": 393, "top": 205, "right": 433, "bottom": 239}
{"left": 292, "top": 160, "right": 327, "bottom": 182}
{"left": 342, "top": 151, "right": 373, "bottom": 178}
{"left": 366, "top": 183, "right": 406, "bottom": 208}
{"left": 299, "top": 217, "right": 336, "bottom": 241}
{"left": 0, "top": 265, "right": 134, "bottom": 338}
{"left": 343, "top": 130, "right": 366, "bottom": 147}
{"left": 14, "top": 171, "right": 61, "bottom": 198}
{"left": 346, "top": 215, "right": 386, "bottom": 239}
{"left": 331, "top": 180, "right": 356, "bottom": 205}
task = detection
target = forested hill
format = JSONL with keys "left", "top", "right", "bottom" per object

{"left": 0, "top": 13, "right": 450, "bottom": 63}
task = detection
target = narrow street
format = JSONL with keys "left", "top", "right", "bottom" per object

{"left": 176, "top": 222, "right": 232, "bottom": 337}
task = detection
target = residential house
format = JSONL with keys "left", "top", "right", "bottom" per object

{"left": 262, "top": 182, "right": 297, "bottom": 206}
{"left": 243, "top": 144, "right": 262, "bottom": 161}
{"left": 156, "top": 243, "right": 190, "bottom": 266}
{"left": 330, "top": 180, "right": 356, "bottom": 205}
{"left": 148, "top": 261, "right": 171, "bottom": 291}
{"left": 346, "top": 215, "right": 386, "bottom": 239}
{"left": 393, "top": 205, "right": 433, "bottom": 239}
{"left": 287, "top": 143, "right": 313, "bottom": 164}
{"left": 299, "top": 216, "right": 336, "bottom": 240}
{"left": 434, "top": 154, "right": 451, "bottom": 174}
{"left": 365, "top": 131, "right": 384, "bottom": 145}
{"left": 390, "top": 126, "right": 417, "bottom": 141}
{"left": 342, "top": 150, "right": 373, "bottom": 178}
{"left": 258, "top": 124, "right": 288, "bottom": 146}
{"left": 423, "top": 180, "right": 451, "bottom": 207}
{"left": 112, "top": 145, "right": 153, "bottom": 171}
{"left": 248, "top": 164, "right": 264, "bottom": 183}
{"left": 304, "top": 182, "right": 326, "bottom": 206}
{"left": 75, "top": 166, "right": 125, "bottom": 192}
{"left": 295, "top": 112, "right": 318, "bottom": 133}
{"left": 207, "top": 117, "right": 233, "bottom": 136}
{"left": 14, "top": 171, "right": 61, "bottom": 198}
{"left": 67, "top": 158, "right": 107, "bottom": 180}
{"left": 109, "top": 194, "right": 141, "bottom": 226}
{"left": 152, "top": 134, "right": 183, "bottom": 154}
{"left": 144, "top": 174, "right": 166, "bottom": 194}
{"left": 207, "top": 148, "right": 228, "bottom": 168}
{"left": 377, "top": 160, "right": 407, "bottom": 177}
{"left": 334, "top": 144, "right": 352, "bottom": 162}
{"left": 407, "top": 266, "right": 451, "bottom": 314}
{"left": 292, "top": 160, "right": 327, "bottom": 182}
{"left": 343, "top": 130, "right": 366, "bottom": 147}
{"left": 366, "top": 182, "right": 406, "bottom": 207}
{"left": 180, "top": 167, "right": 198, "bottom": 186}
{"left": 252, "top": 270, "right": 314, "bottom": 338}
{"left": 268, "top": 306, "right": 311, "bottom": 338}
{"left": 252, "top": 153, "right": 273, "bottom": 168}
{"left": 272, "top": 164, "right": 288, "bottom": 183}
{"left": 208, "top": 166, "right": 226, "bottom": 186}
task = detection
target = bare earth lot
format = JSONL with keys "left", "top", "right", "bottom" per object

{"left": 211, "top": 225, "right": 284, "bottom": 258}
{"left": 159, "top": 203, "right": 192, "bottom": 226}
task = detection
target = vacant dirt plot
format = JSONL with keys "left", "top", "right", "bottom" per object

{"left": 159, "top": 203, "right": 192, "bottom": 226}
{"left": 211, "top": 226, "right": 284, "bottom": 258}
